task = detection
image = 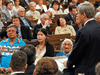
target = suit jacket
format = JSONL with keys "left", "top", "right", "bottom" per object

{"left": 0, "top": 25, "right": 32, "bottom": 41}
{"left": 1, "top": 9, "right": 17, "bottom": 22}
{"left": 20, "top": 17, "right": 33, "bottom": 28}
{"left": 65, "top": 13, "right": 75, "bottom": 25}
{"left": 25, "top": 64, "right": 35, "bottom": 75}
{"left": 34, "top": 41, "right": 54, "bottom": 57}
{"left": 19, "top": 0, "right": 29, "bottom": 8}
{"left": 33, "top": 23, "right": 50, "bottom": 39}
{"left": 67, "top": 20, "right": 100, "bottom": 75}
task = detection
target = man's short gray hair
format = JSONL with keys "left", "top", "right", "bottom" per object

{"left": 17, "top": 7, "right": 25, "bottom": 13}
{"left": 77, "top": 2, "right": 95, "bottom": 18}
{"left": 40, "top": 13, "right": 49, "bottom": 19}
{"left": 95, "top": 12, "right": 100, "bottom": 20}
{"left": 29, "top": 2, "right": 36, "bottom": 6}
{"left": 61, "top": 39, "right": 73, "bottom": 50}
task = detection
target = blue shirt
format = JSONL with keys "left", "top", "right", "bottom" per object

{"left": 0, "top": 38, "right": 26, "bottom": 69}
{"left": 56, "top": 52, "right": 70, "bottom": 57}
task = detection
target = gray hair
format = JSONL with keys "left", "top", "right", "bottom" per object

{"left": 60, "top": 39, "right": 73, "bottom": 50}
{"left": 95, "top": 12, "right": 100, "bottom": 20}
{"left": 77, "top": 2, "right": 95, "bottom": 18}
{"left": 29, "top": 2, "right": 36, "bottom": 6}
{"left": 17, "top": 7, "right": 25, "bottom": 12}
{"left": 40, "top": 13, "right": 49, "bottom": 19}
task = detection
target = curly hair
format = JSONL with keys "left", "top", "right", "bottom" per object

{"left": 35, "top": 57, "right": 58, "bottom": 75}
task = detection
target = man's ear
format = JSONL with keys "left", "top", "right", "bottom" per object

{"left": 33, "top": 69, "right": 36, "bottom": 75}
{"left": 24, "top": 64, "right": 28, "bottom": 70}
{"left": 9, "top": 61, "right": 11, "bottom": 67}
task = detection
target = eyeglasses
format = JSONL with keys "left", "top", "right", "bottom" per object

{"left": 7, "top": 30, "right": 16, "bottom": 33}
{"left": 63, "top": 43, "right": 72, "bottom": 46}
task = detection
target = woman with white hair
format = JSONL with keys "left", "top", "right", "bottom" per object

{"left": 95, "top": 12, "right": 100, "bottom": 24}
{"left": 56, "top": 39, "right": 73, "bottom": 57}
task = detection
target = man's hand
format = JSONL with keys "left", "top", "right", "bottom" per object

{"left": 43, "top": 20, "right": 50, "bottom": 28}
{"left": 6, "top": 67, "right": 11, "bottom": 73}
{"left": 0, "top": 67, "right": 6, "bottom": 73}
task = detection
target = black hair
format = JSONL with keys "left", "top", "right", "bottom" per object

{"left": 37, "top": 28, "right": 48, "bottom": 36}
{"left": 11, "top": 51, "right": 27, "bottom": 71}
{"left": 51, "top": 1, "right": 60, "bottom": 10}
{"left": 12, "top": 15, "right": 20, "bottom": 22}
{"left": 5, "top": 0, "right": 13, "bottom": 6}
{"left": 69, "top": 5, "right": 76, "bottom": 11}
{"left": 20, "top": 45, "right": 36, "bottom": 66}
{"left": 57, "top": 16, "right": 66, "bottom": 26}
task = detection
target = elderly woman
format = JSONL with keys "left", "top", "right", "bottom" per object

{"left": 36, "top": 0, "right": 47, "bottom": 13}
{"left": 56, "top": 39, "right": 73, "bottom": 57}
{"left": 48, "top": 1, "right": 63, "bottom": 18}
{"left": 55, "top": 16, "right": 76, "bottom": 36}
{"left": 95, "top": 12, "right": 100, "bottom": 24}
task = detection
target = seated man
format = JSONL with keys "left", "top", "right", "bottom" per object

{"left": 0, "top": 15, "right": 32, "bottom": 41}
{"left": 25, "top": 2, "right": 40, "bottom": 20}
{"left": 33, "top": 57, "right": 58, "bottom": 75}
{"left": 10, "top": 51, "right": 27, "bottom": 75}
{"left": 20, "top": 44, "right": 36, "bottom": 75}
{"left": 0, "top": 25, "right": 26, "bottom": 73}
{"left": 56, "top": 39, "right": 73, "bottom": 57}
{"left": 33, "top": 13, "right": 50, "bottom": 39}
{"left": 18, "top": 7, "right": 33, "bottom": 29}
{"left": 1, "top": 0, "right": 17, "bottom": 22}
{"left": 65, "top": 5, "right": 76, "bottom": 25}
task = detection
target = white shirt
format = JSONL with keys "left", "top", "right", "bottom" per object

{"left": 8, "top": 9, "right": 13, "bottom": 16}
{"left": 36, "top": 5, "right": 47, "bottom": 12}
{"left": 11, "top": 72, "right": 24, "bottom": 75}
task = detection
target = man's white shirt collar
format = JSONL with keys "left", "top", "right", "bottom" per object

{"left": 11, "top": 72, "right": 24, "bottom": 75}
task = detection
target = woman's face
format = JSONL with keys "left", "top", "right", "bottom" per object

{"left": 15, "top": 0, "right": 20, "bottom": 6}
{"left": 59, "top": 18, "right": 66, "bottom": 26}
{"left": 37, "top": 31, "right": 47, "bottom": 43}
{"left": 53, "top": 3, "right": 59, "bottom": 10}
{"left": 63, "top": 40, "right": 72, "bottom": 54}
{"left": 38, "top": 0, "right": 43, "bottom": 5}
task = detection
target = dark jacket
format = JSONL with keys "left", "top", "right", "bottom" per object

{"left": 67, "top": 20, "right": 100, "bottom": 75}
{"left": 25, "top": 64, "right": 35, "bottom": 75}
{"left": 20, "top": 17, "right": 33, "bottom": 28}
{"left": 65, "top": 13, "right": 75, "bottom": 25}
{"left": 34, "top": 41, "right": 54, "bottom": 57}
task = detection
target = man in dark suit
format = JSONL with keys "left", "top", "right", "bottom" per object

{"left": 0, "top": 15, "right": 32, "bottom": 41}
{"left": 20, "top": 45, "right": 36, "bottom": 75}
{"left": 10, "top": 51, "right": 27, "bottom": 75}
{"left": 33, "top": 13, "right": 50, "bottom": 39}
{"left": 18, "top": 7, "right": 33, "bottom": 29}
{"left": 64, "top": 2, "right": 100, "bottom": 75}
{"left": 19, "top": 0, "right": 30, "bottom": 8}
{"left": 65, "top": 5, "right": 76, "bottom": 25}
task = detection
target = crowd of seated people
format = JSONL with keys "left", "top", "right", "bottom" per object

{"left": 0, "top": 0, "right": 100, "bottom": 75}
